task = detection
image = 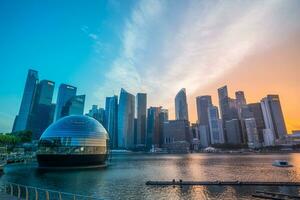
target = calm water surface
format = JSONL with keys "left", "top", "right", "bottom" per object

{"left": 1, "top": 153, "right": 300, "bottom": 199}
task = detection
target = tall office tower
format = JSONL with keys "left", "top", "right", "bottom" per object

{"left": 248, "top": 103, "right": 266, "bottom": 143}
{"left": 218, "top": 86, "right": 230, "bottom": 123}
{"left": 13, "top": 69, "right": 39, "bottom": 132}
{"left": 28, "top": 80, "right": 55, "bottom": 139}
{"left": 118, "top": 88, "right": 135, "bottom": 149}
{"left": 190, "top": 123, "right": 201, "bottom": 150}
{"left": 159, "top": 109, "right": 169, "bottom": 145}
{"left": 61, "top": 95, "right": 85, "bottom": 117}
{"left": 199, "top": 125, "right": 210, "bottom": 148}
{"left": 163, "top": 120, "right": 191, "bottom": 153}
{"left": 147, "top": 107, "right": 162, "bottom": 148}
{"left": 54, "top": 84, "right": 77, "bottom": 121}
{"left": 208, "top": 106, "right": 224, "bottom": 144}
{"left": 105, "top": 95, "right": 118, "bottom": 148}
{"left": 196, "top": 95, "right": 212, "bottom": 124}
{"left": 136, "top": 93, "right": 147, "bottom": 146}
{"left": 175, "top": 88, "right": 189, "bottom": 121}
{"left": 225, "top": 119, "right": 242, "bottom": 144}
{"left": 244, "top": 118, "right": 260, "bottom": 148}
{"left": 261, "top": 95, "right": 287, "bottom": 140}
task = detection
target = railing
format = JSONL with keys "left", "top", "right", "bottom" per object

{"left": 0, "top": 182, "right": 102, "bottom": 200}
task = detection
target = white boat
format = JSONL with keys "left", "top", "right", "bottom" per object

{"left": 272, "top": 160, "right": 293, "bottom": 167}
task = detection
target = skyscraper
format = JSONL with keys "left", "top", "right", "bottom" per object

{"left": 118, "top": 88, "right": 135, "bottom": 149}
{"left": 261, "top": 95, "right": 287, "bottom": 140}
{"left": 248, "top": 103, "right": 265, "bottom": 143}
{"left": 147, "top": 107, "right": 161, "bottom": 148}
{"left": 13, "top": 69, "right": 39, "bottom": 132}
{"left": 244, "top": 118, "right": 260, "bottom": 148}
{"left": 208, "top": 106, "right": 224, "bottom": 144}
{"left": 105, "top": 95, "right": 118, "bottom": 148}
{"left": 87, "top": 105, "right": 105, "bottom": 125}
{"left": 54, "top": 84, "right": 77, "bottom": 121}
{"left": 28, "top": 80, "right": 55, "bottom": 139}
{"left": 218, "top": 86, "right": 230, "bottom": 123}
{"left": 235, "top": 91, "right": 246, "bottom": 107}
{"left": 196, "top": 95, "right": 212, "bottom": 125}
{"left": 175, "top": 88, "right": 189, "bottom": 121}
{"left": 136, "top": 93, "right": 147, "bottom": 146}
{"left": 61, "top": 95, "right": 85, "bottom": 117}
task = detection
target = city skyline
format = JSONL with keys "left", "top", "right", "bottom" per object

{"left": 1, "top": 0, "right": 300, "bottom": 133}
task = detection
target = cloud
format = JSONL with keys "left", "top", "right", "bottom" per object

{"left": 94, "top": 0, "right": 300, "bottom": 111}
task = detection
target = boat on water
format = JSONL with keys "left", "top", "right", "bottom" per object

{"left": 272, "top": 160, "right": 293, "bottom": 167}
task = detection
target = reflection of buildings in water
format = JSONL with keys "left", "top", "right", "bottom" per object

{"left": 291, "top": 153, "right": 300, "bottom": 180}
{"left": 204, "top": 185, "right": 226, "bottom": 199}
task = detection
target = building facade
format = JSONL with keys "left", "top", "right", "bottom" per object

{"left": 105, "top": 95, "right": 118, "bottom": 148}
{"left": 136, "top": 93, "right": 147, "bottom": 146}
{"left": 118, "top": 89, "right": 135, "bottom": 149}
{"left": 208, "top": 106, "right": 224, "bottom": 144}
{"left": 175, "top": 88, "right": 189, "bottom": 121}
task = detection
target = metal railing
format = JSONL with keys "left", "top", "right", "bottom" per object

{"left": 0, "top": 182, "right": 102, "bottom": 200}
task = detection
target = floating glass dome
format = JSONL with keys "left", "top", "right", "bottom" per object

{"left": 37, "top": 115, "right": 110, "bottom": 168}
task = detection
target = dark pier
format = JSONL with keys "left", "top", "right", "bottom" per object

{"left": 146, "top": 180, "right": 300, "bottom": 187}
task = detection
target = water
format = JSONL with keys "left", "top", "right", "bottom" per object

{"left": 1, "top": 153, "right": 300, "bottom": 199}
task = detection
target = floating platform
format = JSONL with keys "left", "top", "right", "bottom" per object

{"left": 146, "top": 180, "right": 300, "bottom": 186}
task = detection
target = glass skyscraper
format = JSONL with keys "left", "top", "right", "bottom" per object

{"left": 147, "top": 107, "right": 161, "bottom": 148}
{"left": 105, "top": 95, "right": 118, "bottom": 148}
{"left": 175, "top": 88, "right": 189, "bottom": 121}
{"left": 28, "top": 80, "right": 55, "bottom": 139}
{"left": 118, "top": 88, "right": 135, "bottom": 149}
{"left": 196, "top": 95, "right": 212, "bottom": 125}
{"left": 54, "top": 84, "right": 77, "bottom": 121}
{"left": 208, "top": 105, "right": 224, "bottom": 144}
{"left": 136, "top": 93, "right": 147, "bottom": 146}
{"left": 13, "top": 69, "right": 39, "bottom": 132}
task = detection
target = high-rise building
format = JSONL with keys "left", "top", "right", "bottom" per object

{"left": 163, "top": 120, "right": 190, "bottom": 153}
{"left": 196, "top": 95, "right": 212, "bottom": 125}
{"left": 261, "top": 95, "right": 287, "bottom": 140}
{"left": 136, "top": 93, "right": 147, "bottom": 146}
{"left": 61, "top": 95, "right": 85, "bottom": 117}
{"left": 175, "top": 88, "right": 189, "bottom": 121}
{"left": 13, "top": 69, "right": 39, "bottom": 132}
{"left": 118, "top": 88, "right": 135, "bottom": 149}
{"left": 235, "top": 91, "right": 246, "bottom": 108}
{"left": 147, "top": 107, "right": 162, "bottom": 148}
{"left": 28, "top": 80, "right": 55, "bottom": 139}
{"left": 105, "top": 95, "right": 118, "bottom": 148}
{"left": 244, "top": 118, "right": 260, "bottom": 148}
{"left": 248, "top": 103, "right": 265, "bottom": 143}
{"left": 225, "top": 119, "right": 242, "bottom": 144}
{"left": 208, "top": 106, "right": 224, "bottom": 144}
{"left": 190, "top": 123, "right": 201, "bottom": 150}
{"left": 54, "top": 84, "right": 77, "bottom": 121}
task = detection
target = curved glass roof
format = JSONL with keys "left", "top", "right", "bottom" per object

{"left": 40, "top": 115, "right": 109, "bottom": 140}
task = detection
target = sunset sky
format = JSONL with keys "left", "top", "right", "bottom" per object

{"left": 0, "top": 0, "right": 299, "bottom": 133}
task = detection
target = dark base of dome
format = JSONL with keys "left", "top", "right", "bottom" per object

{"left": 37, "top": 154, "right": 109, "bottom": 168}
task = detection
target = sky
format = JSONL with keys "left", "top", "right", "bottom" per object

{"left": 0, "top": 0, "right": 299, "bottom": 133}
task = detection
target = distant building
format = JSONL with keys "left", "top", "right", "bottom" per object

{"left": 190, "top": 124, "right": 200, "bottom": 150}
{"left": 28, "top": 80, "right": 55, "bottom": 140}
{"left": 163, "top": 120, "right": 190, "bottom": 153}
{"left": 147, "top": 107, "right": 162, "bottom": 148}
{"left": 105, "top": 95, "right": 118, "bottom": 148}
{"left": 54, "top": 84, "right": 77, "bottom": 121}
{"left": 61, "top": 95, "right": 85, "bottom": 117}
{"left": 118, "top": 88, "right": 135, "bottom": 149}
{"left": 261, "top": 95, "right": 287, "bottom": 140}
{"left": 248, "top": 103, "right": 265, "bottom": 143}
{"left": 196, "top": 95, "right": 212, "bottom": 125}
{"left": 225, "top": 119, "right": 242, "bottom": 145}
{"left": 13, "top": 69, "right": 39, "bottom": 132}
{"left": 175, "top": 88, "right": 189, "bottom": 121}
{"left": 198, "top": 124, "right": 210, "bottom": 148}
{"left": 244, "top": 118, "right": 260, "bottom": 148}
{"left": 208, "top": 106, "right": 224, "bottom": 144}
{"left": 136, "top": 93, "right": 147, "bottom": 146}
{"left": 87, "top": 105, "right": 105, "bottom": 125}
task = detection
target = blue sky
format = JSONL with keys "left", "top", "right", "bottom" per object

{"left": 0, "top": 0, "right": 300, "bottom": 132}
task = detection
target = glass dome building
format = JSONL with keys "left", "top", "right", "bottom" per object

{"left": 37, "top": 115, "right": 109, "bottom": 168}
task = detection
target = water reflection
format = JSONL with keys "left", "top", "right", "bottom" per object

{"left": 1, "top": 153, "right": 300, "bottom": 199}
